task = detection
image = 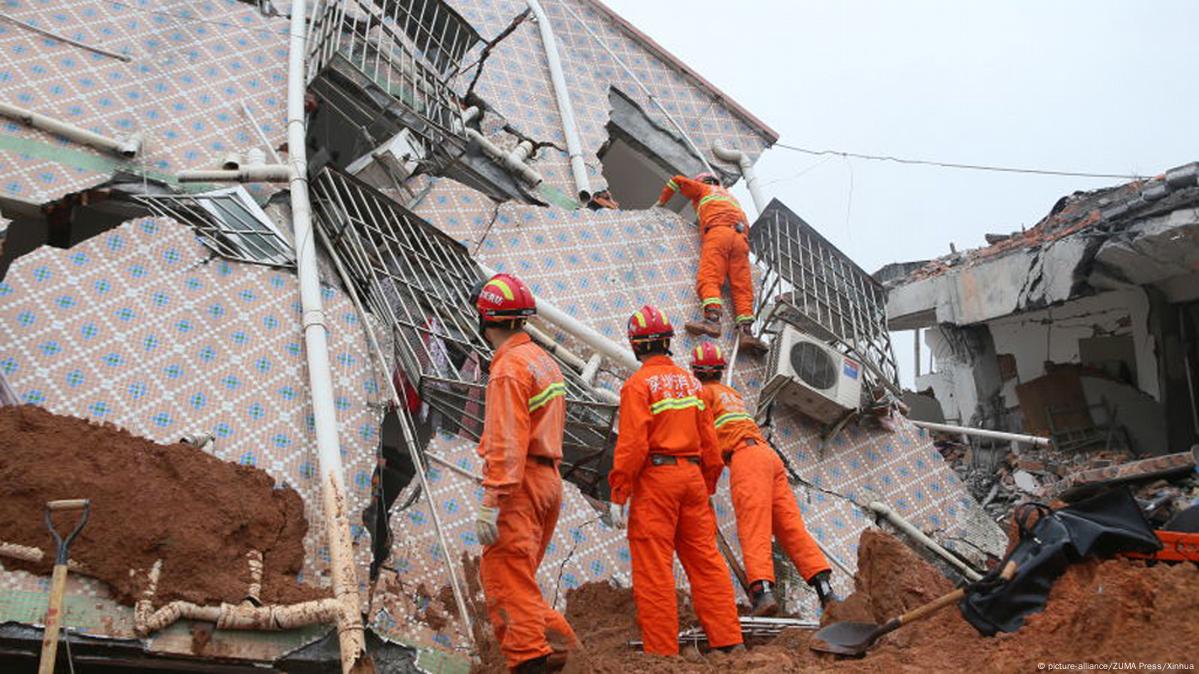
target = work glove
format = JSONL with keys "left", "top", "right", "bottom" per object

{"left": 608, "top": 501, "right": 628, "bottom": 530}
{"left": 475, "top": 505, "right": 500, "bottom": 546}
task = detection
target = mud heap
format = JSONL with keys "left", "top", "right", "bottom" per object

{"left": 0, "top": 405, "right": 326, "bottom": 606}
{"left": 549, "top": 528, "right": 1198, "bottom": 673}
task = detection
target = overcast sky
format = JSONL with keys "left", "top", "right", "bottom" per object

{"left": 604, "top": 0, "right": 1199, "bottom": 387}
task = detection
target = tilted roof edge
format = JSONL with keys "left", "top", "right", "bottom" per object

{"left": 579, "top": 0, "right": 780, "bottom": 145}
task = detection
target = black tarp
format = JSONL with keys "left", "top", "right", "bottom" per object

{"left": 959, "top": 487, "right": 1161, "bottom": 636}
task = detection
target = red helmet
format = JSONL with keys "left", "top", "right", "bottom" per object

{"left": 473, "top": 273, "right": 535, "bottom": 323}
{"left": 693, "top": 172, "right": 720, "bottom": 185}
{"left": 627, "top": 305, "right": 674, "bottom": 344}
{"left": 690, "top": 341, "right": 726, "bottom": 373}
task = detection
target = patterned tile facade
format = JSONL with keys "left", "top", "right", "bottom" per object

{"left": 0, "top": 217, "right": 388, "bottom": 651}
{"left": 444, "top": 0, "right": 772, "bottom": 194}
{"left": 0, "top": 0, "right": 289, "bottom": 205}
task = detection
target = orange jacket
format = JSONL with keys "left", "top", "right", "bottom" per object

{"left": 658, "top": 175, "right": 748, "bottom": 231}
{"left": 609, "top": 355, "right": 722, "bottom": 504}
{"left": 699, "top": 381, "right": 767, "bottom": 457}
{"left": 476, "top": 333, "right": 566, "bottom": 506}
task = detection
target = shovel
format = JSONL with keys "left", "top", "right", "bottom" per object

{"left": 810, "top": 560, "right": 1016, "bottom": 657}
{"left": 38, "top": 499, "right": 90, "bottom": 674}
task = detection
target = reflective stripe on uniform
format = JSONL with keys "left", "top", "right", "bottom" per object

{"left": 698, "top": 194, "right": 738, "bottom": 208}
{"left": 735, "top": 314, "right": 754, "bottom": 324}
{"left": 702, "top": 297, "right": 723, "bottom": 307}
{"left": 527, "top": 381, "right": 566, "bottom": 412}
{"left": 649, "top": 395, "right": 705, "bottom": 415}
{"left": 666, "top": 179, "right": 679, "bottom": 190}
{"left": 714, "top": 412, "right": 754, "bottom": 428}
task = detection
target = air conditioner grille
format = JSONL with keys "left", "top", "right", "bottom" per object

{"left": 789, "top": 341, "right": 837, "bottom": 390}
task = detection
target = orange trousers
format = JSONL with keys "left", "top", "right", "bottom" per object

{"left": 480, "top": 461, "right": 579, "bottom": 670}
{"left": 696, "top": 226, "right": 754, "bottom": 323}
{"left": 628, "top": 461, "right": 742, "bottom": 656}
{"left": 728, "top": 443, "right": 831, "bottom": 584}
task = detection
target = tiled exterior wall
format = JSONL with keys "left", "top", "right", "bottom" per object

{"left": 0, "top": 217, "right": 387, "bottom": 655}
{"left": 0, "top": 0, "right": 289, "bottom": 205}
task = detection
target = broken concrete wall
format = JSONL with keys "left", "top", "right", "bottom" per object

{"left": 917, "top": 324, "right": 1005, "bottom": 427}
{"left": 986, "top": 288, "right": 1159, "bottom": 404}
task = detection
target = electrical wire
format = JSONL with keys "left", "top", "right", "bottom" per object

{"left": 774, "top": 142, "right": 1147, "bottom": 180}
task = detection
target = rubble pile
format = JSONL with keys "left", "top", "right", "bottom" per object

{"left": 936, "top": 434, "right": 1199, "bottom": 526}
{"left": 536, "top": 529, "right": 1198, "bottom": 672}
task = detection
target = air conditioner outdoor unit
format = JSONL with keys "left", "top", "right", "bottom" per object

{"left": 761, "top": 325, "right": 863, "bottom": 425}
{"left": 345, "top": 128, "right": 424, "bottom": 185}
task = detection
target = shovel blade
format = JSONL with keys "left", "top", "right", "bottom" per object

{"left": 809, "top": 621, "right": 883, "bottom": 657}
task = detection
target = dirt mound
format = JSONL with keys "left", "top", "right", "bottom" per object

{"left": 541, "top": 528, "right": 1198, "bottom": 672}
{"left": 0, "top": 405, "right": 325, "bottom": 606}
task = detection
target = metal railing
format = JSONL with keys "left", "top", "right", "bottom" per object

{"left": 307, "top": 0, "right": 477, "bottom": 158}
{"left": 137, "top": 187, "right": 296, "bottom": 268}
{"left": 310, "top": 166, "right": 618, "bottom": 498}
{"left": 750, "top": 199, "right": 900, "bottom": 395}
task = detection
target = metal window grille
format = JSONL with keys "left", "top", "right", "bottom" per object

{"left": 307, "top": 0, "right": 475, "bottom": 156}
{"left": 310, "top": 166, "right": 618, "bottom": 498}
{"left": 750, "top": 199, "right": 900, "bottom": 395}
{"left": 137, "top": 187, "right": 296, "bottom": 268}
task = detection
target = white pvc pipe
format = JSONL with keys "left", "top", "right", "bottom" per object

{"left": 0, "top": 102, "right": 141, "bottom": 157}
{"left": 911, "top": 420, "right": 1051, "bottom": 447}
{"left": 464, "top": 127, "right": 543, "bottom": 187}
{"left": 286, "top": 1, "right": 369, "bottom": 671}
{"left": 713, "top": 144, "right": 766, "bottom": 217}
{"left": 525, "top": 0, "right": 591, "bottom": 203}
{"left": 478, "top": 262, "right": 638, "bottom": 372}
{"left": 869, "top": 502, "right": 983, "bottom": 581}
{"left": 177, "top": 165, "right": 292, "bottom": 183}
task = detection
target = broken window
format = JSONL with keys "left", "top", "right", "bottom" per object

{"left": 138, "top": 187, "right": 295, "bottom": 268}
{"left": 309, "top": 166, "right": 618, "bottom": 499}
{"left": 750, "top": 199, "right": 901, "bottom": 396}
{"left": 599, "top": 88, "right": 725, "bottom": 213}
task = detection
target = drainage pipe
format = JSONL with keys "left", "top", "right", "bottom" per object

{"left": 0, "top": 102, "right": 141, "bottom": 157}
{"left": 286, "top": 1, "right": 370, "bottom": 670}
{"left": 459, "top": 106, "right": 543, "bottom": 187}
{"left": 177, "top": 165, "right": 293, "bottom": 183}
{"left": 478, "top": 262, "right": 638, "bottom": 372}
{"left": 712, "top": 144, "right": 766, "bottom": 217}
{"left": 869, "top": 502, "right": 983, "bottom": 581}
{"left": 911, "top": 420, "right": 1051, "bottom": 448}
{"left": 525, "top": 0, "right": 591, "bottom": 203}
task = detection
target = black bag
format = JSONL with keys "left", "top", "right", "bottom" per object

{"left": 958, "top": 487, "right": 1162, "bottom": 636}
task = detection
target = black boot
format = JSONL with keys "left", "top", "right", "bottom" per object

{"left": 514, "top": 655, "right": 549, "bottom": 674}
{"left": 809, "top": 570, "right": 839, "bottom": 607}
{"left": 749, "top": 580, "right": 779, "bottom": 617}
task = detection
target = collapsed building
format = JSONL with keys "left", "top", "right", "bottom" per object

{"left": 0, "top": 0, "right": 1051, "bottom": 671}
{"left": 882, "top": 167, "right": 1199, "bottom": 518}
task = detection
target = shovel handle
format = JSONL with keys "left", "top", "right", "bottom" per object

{"left": 47, "top": 499, "right": 89, "bottom": 512}
{"left": 892, "top": 560, "right": 1018, "bottom": 631}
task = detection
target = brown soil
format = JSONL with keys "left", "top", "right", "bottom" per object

{"left": 531, "top": 528, "right": 1199, "bottom": 672}
{"left": 0, "top": 405, "right": 326, "bottom": 606}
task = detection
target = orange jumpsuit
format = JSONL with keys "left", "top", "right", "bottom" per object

{"left": 659, "top": 175, "right": 755, "bottom": 324}
{"left": 699, "top": 381, "right": 831, "bottom": 585}
{"left": 609, "top": 355, "right": 743, "bottom": 656}
{"left": 476, "top": 333, "right": 579, "bottom": 669}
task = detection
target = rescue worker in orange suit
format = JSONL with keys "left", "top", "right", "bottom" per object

{"left": 607, "top": 305, "right": 745, "bottom": 656}
{"left": 689, "top": 342, "right": 839, "bottom": 615}
{"left": 471, "top": 273, "right": 579, "bottom": 673}
{"left": 655, "top": 172, "right": 767, "bottom": 355}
